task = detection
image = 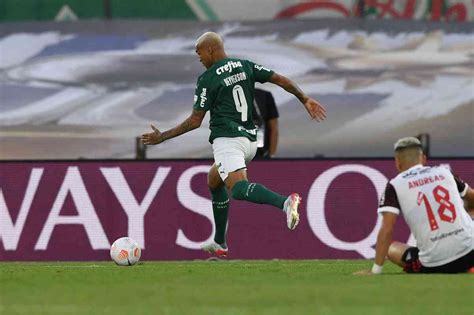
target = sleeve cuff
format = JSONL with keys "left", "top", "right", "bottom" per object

{"left": 377, "top": 206, "right": 400, "bottom": 215}
{"left": 260, "top": 71, "right": 274, "bottom": 83}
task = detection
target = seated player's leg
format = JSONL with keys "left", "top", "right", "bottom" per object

{"left": 389, "top": 242, "right": 423, "bottom": 273}
{"left": 426, "top": 250, "right": 474, "bottom": 273}
{"left": 390, "top": 242, "right": 474, "bottom": 274}
{"left": 387, "top": 241, "right": 411, "bottom": 268}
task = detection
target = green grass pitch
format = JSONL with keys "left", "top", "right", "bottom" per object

{"left": 0, "top": 260, "right": 472, "bottom": 315}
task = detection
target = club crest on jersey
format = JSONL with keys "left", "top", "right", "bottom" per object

{"left": 216, "top": 61, "right": 243, "bottom": 75}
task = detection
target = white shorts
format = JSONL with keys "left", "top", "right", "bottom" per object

{"left": 212, "top": 137, "right": 257, "bottom": 181}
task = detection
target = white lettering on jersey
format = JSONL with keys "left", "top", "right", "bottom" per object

{"left": 199, "top": 88, "right": 207, "bottom": 107}
{"left": 216, "top": 61, "right": 243, "bottom": 75}
{"left": 237, "top": 126, "right": 257, "bottom": 135}
{"left": 379, "top": 165, "right": 473, "bottom": 267}
{"left": 254, "top": 64, "right": 271, "bottom": 72}
{"left": 408, "top": 174, "right": 445, "bottom": 189}
{"left": 224, "top": 72, "right": 247, "bottom": 87}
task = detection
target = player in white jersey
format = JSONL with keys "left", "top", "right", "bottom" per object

{"left": 355, "top": 137, "right": 474, "bottom": 275}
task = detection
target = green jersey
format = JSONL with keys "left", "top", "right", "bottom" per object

{"left": 193, "top": 58, "right": 274, "bottom": 143}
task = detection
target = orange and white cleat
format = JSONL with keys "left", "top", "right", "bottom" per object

{"left": 201, "top": 241, "right": 228, "bottom": 257}
{"left": 283, "top": 193, "right": 301, "bottom": 230}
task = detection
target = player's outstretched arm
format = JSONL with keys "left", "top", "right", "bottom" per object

{"left": 141, "top": 109, "right": 206, "bottom": 145}
{"left": 269, "top": 72, "right": 326, "bottom": 122}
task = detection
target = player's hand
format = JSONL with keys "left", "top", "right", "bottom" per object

{"left": 141, "top": 125, "right": 164, "bottom": 145}
{"left": 353, "top": 269, "right": 374, "bottom": 276}
{"left": 304, "top": 97, "right": 326, "bottom": 122}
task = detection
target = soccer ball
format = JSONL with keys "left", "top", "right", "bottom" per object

{"left": 110, "top": 237, "right": 141, "bottom": 266}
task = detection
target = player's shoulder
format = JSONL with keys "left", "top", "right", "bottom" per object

{"left": 196, "top": 71, "right": 207, "bottom": 83}
{"left": 392, "top": 165, "right": 429, "bottom": 183}
{"left": 432, "top": 164, "right": 451, "bottom": 172}
{"left": 232, "top": 58, "right": 253, "bottom": 70}
{"left": 392, "top": 164, "right": 453, "bottom": 184}
{"left": 234, "top": 58, "right": 249, "bottom": 64}
{"left": 197, "top": 66, "right": 218, "bottom": 84}
{"left": 237, "top": 58, "right": 267, "bottom": 69}
{"left": 198, "top": 67, "right": 213, "bottom": 79}
{"left": 230, "top": 58, "right": 250, "bottom": 69}
{"left": 426, "top": 164, "right": 453, "bottom": 177}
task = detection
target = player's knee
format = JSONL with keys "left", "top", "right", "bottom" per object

{"left": 387, "top": 243, "right": 397, "bottom": 261}
{"left": 231, "top": 180, "right": 249, "bottom": 200}
{"left": 207, "top": 168, "right": 222, "bottom": 190}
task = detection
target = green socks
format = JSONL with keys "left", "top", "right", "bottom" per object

{"left": 211, "top": 181, "right": 287, "bottom": 246}
{"left": 231, "top": 180, "right": 286, "bottom": 209}
{"left": 210, "top": 186, "right": 230, "bottom": 246}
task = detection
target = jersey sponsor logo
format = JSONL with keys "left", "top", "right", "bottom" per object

{"left": 216, "top": 61, "right": 243, "bottom": 75}
{"left": 237, "top": 126, "right": 257, "bottom": 135}
{"left": 224, "top": 72, "right": 247, "bottom": 87}
{"left": 200, "top": 88, "right": 207, "bottom": 107}
{"left": 402, "top": 170, "right": 419, "bottom": 178}
{"left": 430, "top": 228, "right": 465, "bottom": 242}
{"left": 419, "top": 168, "right": 431, "bottom": 174}
{"left": 254, "top": 64, "right": 271, "bottom": 72}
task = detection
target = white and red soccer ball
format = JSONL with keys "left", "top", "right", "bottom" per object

{"left": 110, "top": 237, "right": 141, "bottom": 266}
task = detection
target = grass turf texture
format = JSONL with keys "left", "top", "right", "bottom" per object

{"left": 0, "top": 260, "right": 472, "bottom": 315}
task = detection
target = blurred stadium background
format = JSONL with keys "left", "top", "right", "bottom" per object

{"left": 0, "top": 1, "right": 473, "bottom": 314}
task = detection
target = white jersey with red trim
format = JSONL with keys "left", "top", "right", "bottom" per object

{"left": 378, "top": 164, "right": 473, "bottom": 267}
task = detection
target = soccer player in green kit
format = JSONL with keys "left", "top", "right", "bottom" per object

{"left": 142, "top": 32, "right": 326, "bottom": 257}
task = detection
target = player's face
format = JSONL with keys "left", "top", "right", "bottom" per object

{"left": 196, "top": 46, "right": 212, "bottom": 69}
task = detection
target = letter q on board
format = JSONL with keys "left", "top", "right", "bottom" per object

{"left": 307, "top": 165, "right": 388, "bottom": 259}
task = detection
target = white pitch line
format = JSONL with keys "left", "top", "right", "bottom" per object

{"left": 41, "top": 265, "right": 107, "bottom": 268}
{"left": 0, "top": 130, "right": 137, "bottom": 139}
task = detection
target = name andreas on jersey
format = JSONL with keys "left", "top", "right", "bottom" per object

{"left": 193, "top": 58, "right": 274, "bottom": 143}
{"left": 378, "top": 164, "right": 473, "bottom": 267}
